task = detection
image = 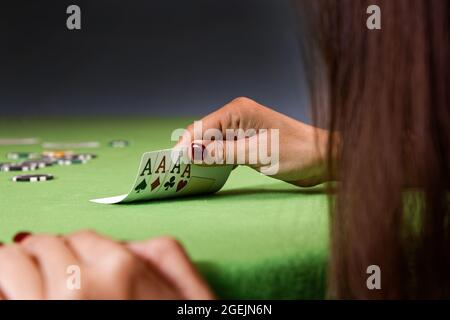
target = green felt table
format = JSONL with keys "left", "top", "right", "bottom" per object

{"left": 0, "top": 117, "right": 329, "bottom": 299}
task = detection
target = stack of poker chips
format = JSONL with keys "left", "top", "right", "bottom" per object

{"left": 2, "top": 139, "right": 130, "bottom": 183}
{"left": 12, "top": 174, "right": 54, "bottom": 182}
{"left": 1, "top": 152, "right": 43, "bottom": 172}
{"left": 1, "top": 151, "right": 98, "bottom": 182}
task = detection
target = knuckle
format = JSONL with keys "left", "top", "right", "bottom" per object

{"left": 226, "top": 97, "right": 259, "bottom": 118}
{"left": 22, "top": 235, "right": 58, "bottom": 250}
{"left": 186, "top": 123, "right": 194, "bottom": 132}
{"left": 104, "top": 250, "right": 137, "bottom": 277}
{"left": 231, "top": 96, "right": 254, "bottom": 106}
{"left": 149, "top": 236, "right": 184, "bottom": 258}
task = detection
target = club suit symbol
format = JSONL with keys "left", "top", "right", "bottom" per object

{"left": 164, "top": 176, "right": 176, "bottom": 190}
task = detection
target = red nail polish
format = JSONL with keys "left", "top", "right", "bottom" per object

{"left": 191, "top": 143, "right": 206, "bottom": 161}
{"left": 13, "top": 232, "right": 31, "bottom": 243}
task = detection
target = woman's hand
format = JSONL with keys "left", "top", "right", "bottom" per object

{"left": 0, "top": 231, "right": 214, "bottom": 300}
{"left": 177, "top": 97, "right": 334, "bottom": 187}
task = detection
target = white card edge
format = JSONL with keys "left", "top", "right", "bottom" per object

{"left": 90, "top": 194, "right": 128, "bottom": 204}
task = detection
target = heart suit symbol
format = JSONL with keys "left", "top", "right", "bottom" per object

{"left": 176, "top": 180, "right": 188, "bottom": 192}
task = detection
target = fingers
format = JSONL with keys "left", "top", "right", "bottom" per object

{"left": 191, "top": 134, "right": 268, "bottom": 168}
{"left": 127, "top": 237, "right": 214, "bottom": 299}
{"left": 176, "top": 97, "right": 261, "bottom": 148}
{"left": 21, "top": 235, "right": 81, "bottom": 299}
{"left": 174, "top": 97, "right": 282, "bottom": 175}
{"left": 64, "top": 232, "right": 210, "bottom": 300}
{"left": 0, "top": 231, "right": 213, "bottom": 300}
{"left": 66, "top": 230, "right": 130, "bottom": 266}
{"left": 0, "top": 244, "right": 44, "bottom": 299}
{"left": 176, "top": 112, "right": 230, "bottom": 148}
{"left": 66, "top": 230, "right": 145, "bottom": 299}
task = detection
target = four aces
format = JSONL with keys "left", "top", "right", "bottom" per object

{"left": 139, "top": 153, "right": 191, "bottom": 179}
{"left": 90, "top": 149, "right": 233, "bottom": 204}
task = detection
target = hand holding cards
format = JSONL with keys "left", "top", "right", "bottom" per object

{"left": 91, "top": 148, "right": 233, "bottom": 204}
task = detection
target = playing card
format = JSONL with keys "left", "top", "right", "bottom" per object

{"left": 146, "top": 149, "right": 173, "bottom": 196}
{"left": 127, "top": 150, "right": 161, "bottom": 201}
{"left": 91, "top": 148, "right": 233, "bottom": 204}
{"left": 150, "top": 149, "right": 192, "bottom": 199}
{"left": 92, "top": 150, "right": 159, "bottom": 204}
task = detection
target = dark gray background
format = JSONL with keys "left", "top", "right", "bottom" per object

{"left": 0, "top": 0, "right": 309, "bottom": 121}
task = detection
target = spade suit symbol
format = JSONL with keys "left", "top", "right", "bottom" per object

{"left": 135, "top": 179, "right": 147, "bottom": 193}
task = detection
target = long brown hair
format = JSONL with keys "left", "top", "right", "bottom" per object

{"left": 297, "top": 0, "right": 450, "bottom": 298}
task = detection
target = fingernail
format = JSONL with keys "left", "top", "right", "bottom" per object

{"left": 13, "top": 231, "right": 32, "bottom": 243}
{"left": 191, "top": 143, "right": 206, "bottom": 161}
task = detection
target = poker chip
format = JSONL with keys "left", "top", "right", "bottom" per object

{"left": 65, "top": 153, "right": 97, "bottom": 161}
{"left": 21, "top": 159, "right": 55, "bottom": 168}
{"left": 12, "top": 174, "right": 54, "bottom": 182}
{"left": 109, "top": 140, "right": 129, "bottom": 148}
{"left": 1, "top": 163, "right": 37, "bottom": 172}
{"left": 6, "top": 152, "right": 40, "bottom": 160}
{"left": 42, "top": 150, "right": 73, "bottom": 159}
{"left": 57, "top": 159, "right": 88, "bottom": 165}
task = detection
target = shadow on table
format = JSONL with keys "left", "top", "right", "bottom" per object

{"left": 123, "top": 182, "right": 333, "bottom": 206}
{"left": 218, "top": 184, "right": 330, "bottom": 197}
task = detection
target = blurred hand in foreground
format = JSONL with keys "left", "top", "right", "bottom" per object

{"left": 0, "top": 231, "right": 214, "bottom": 300}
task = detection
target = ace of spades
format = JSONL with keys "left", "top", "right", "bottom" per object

{"left": 134, "top": 179, "right": 147, "bottom": 193}
{"left": 126, "top": 150, "right": 160, "bottom": 202}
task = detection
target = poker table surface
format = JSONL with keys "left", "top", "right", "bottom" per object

{"left": 0, "top": 117, "right": 329, "bottom": 299}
